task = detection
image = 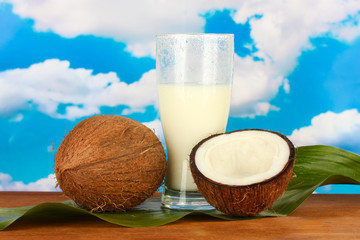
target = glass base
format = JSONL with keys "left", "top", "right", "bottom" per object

{"left": 161, "top": 186, "right": 214, "bottom": 210}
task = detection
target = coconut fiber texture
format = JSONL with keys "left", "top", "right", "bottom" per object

{"left": 55, "top": 115, "right": 166, "bottom": 212}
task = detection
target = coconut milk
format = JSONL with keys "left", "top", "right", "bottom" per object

{"left": 158, "top": 83, "right": 231, "bottom": 191}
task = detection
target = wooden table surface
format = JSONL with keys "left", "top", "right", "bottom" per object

{"left": 0, "top": 192, "right": 360, "bottom": 239}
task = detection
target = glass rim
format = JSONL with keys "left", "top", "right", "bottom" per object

{"left": 156, "top": 33, "right": 234, "bottom": 38}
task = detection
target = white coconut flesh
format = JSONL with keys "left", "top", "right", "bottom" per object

{"left": 195, "top": 130, "right": 291, "bottom": 186}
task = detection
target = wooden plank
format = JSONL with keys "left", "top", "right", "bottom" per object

{"left": 1, "top": 192, "right": 360, "bottom": 239}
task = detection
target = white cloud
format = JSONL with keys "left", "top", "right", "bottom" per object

{"left": 230, "top": 55, "right": 284, "bottom": 117}
{"left": 7, "top": 0, "right": 216, "bottom": 57}
{"left": 0, "top": 172, "right": 60, "bottom": 191}
{"left": 229, "top": 0, "right": 360, "bottom": 117}
{"left": 143, "top": 118, "right": 165, "bottom": 147}
{"left": 0, "top": 59, "right": 157, "bottom": 120}
{"left": 288, "top": 109, "right": 360, "bottom": 147}
{"left": 9, "top": 113, "right": 24, "bottom": 122}
{"left": 4, "top": 0, "right": 360, "bottom": 118}
{"left": 233, "top": 0, "right": 360, "bottom": 67}
{"left": 6, "top": 0, "right": 360, "bottom": 59}
{"left": 7, "top": 0, "right": 359, "bottom": 58}
{"left": 315, "top": 185, "right": 333, "bottom": 193}
{"left": 328, "top": 8, "right": 360, "bottom": 43}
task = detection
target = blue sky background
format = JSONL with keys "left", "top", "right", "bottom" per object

{"left": 0, "top": 1, "right": 360, "bottom": 193}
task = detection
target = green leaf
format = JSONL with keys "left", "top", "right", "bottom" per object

{"left": 267, "top": 145, "right": 360, "bottom": 216}
{"left": 1, "top": 145, "right": 360, "bottom": 230}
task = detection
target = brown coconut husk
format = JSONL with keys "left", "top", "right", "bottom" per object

{"left": 190, "top": 129, "right": 295, "bottom": 216}
{"left": 55, "top": 115, "right": 166, "bottom": 212}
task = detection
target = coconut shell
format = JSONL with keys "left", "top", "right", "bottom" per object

{"left": 55, "top": 115, "right": 166, "bottom": 212}
{"left": 190, "top": 129, "right": 295, "bottom": 216}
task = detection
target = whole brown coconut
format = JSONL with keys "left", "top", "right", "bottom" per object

{"left": 55, "top": 115, "right": 166, "bottom": 212}
{"left": 190, "top": 129, "right": 295, "bottom": 216}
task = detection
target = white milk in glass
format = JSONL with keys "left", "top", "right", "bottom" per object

{"left": 158, "top": 83, "right": 232, "bottom": 191}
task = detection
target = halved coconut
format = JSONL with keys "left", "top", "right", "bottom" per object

{"left": 190, "top": 129, "right": 295, "bottom": 216}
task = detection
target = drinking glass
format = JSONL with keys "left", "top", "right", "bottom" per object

{"left": 156, "top": 33, "right": 234, "bottom": 210}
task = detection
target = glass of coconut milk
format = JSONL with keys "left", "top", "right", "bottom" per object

{"left": 156, "top": 33, "right": 234, "bottom": 210}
